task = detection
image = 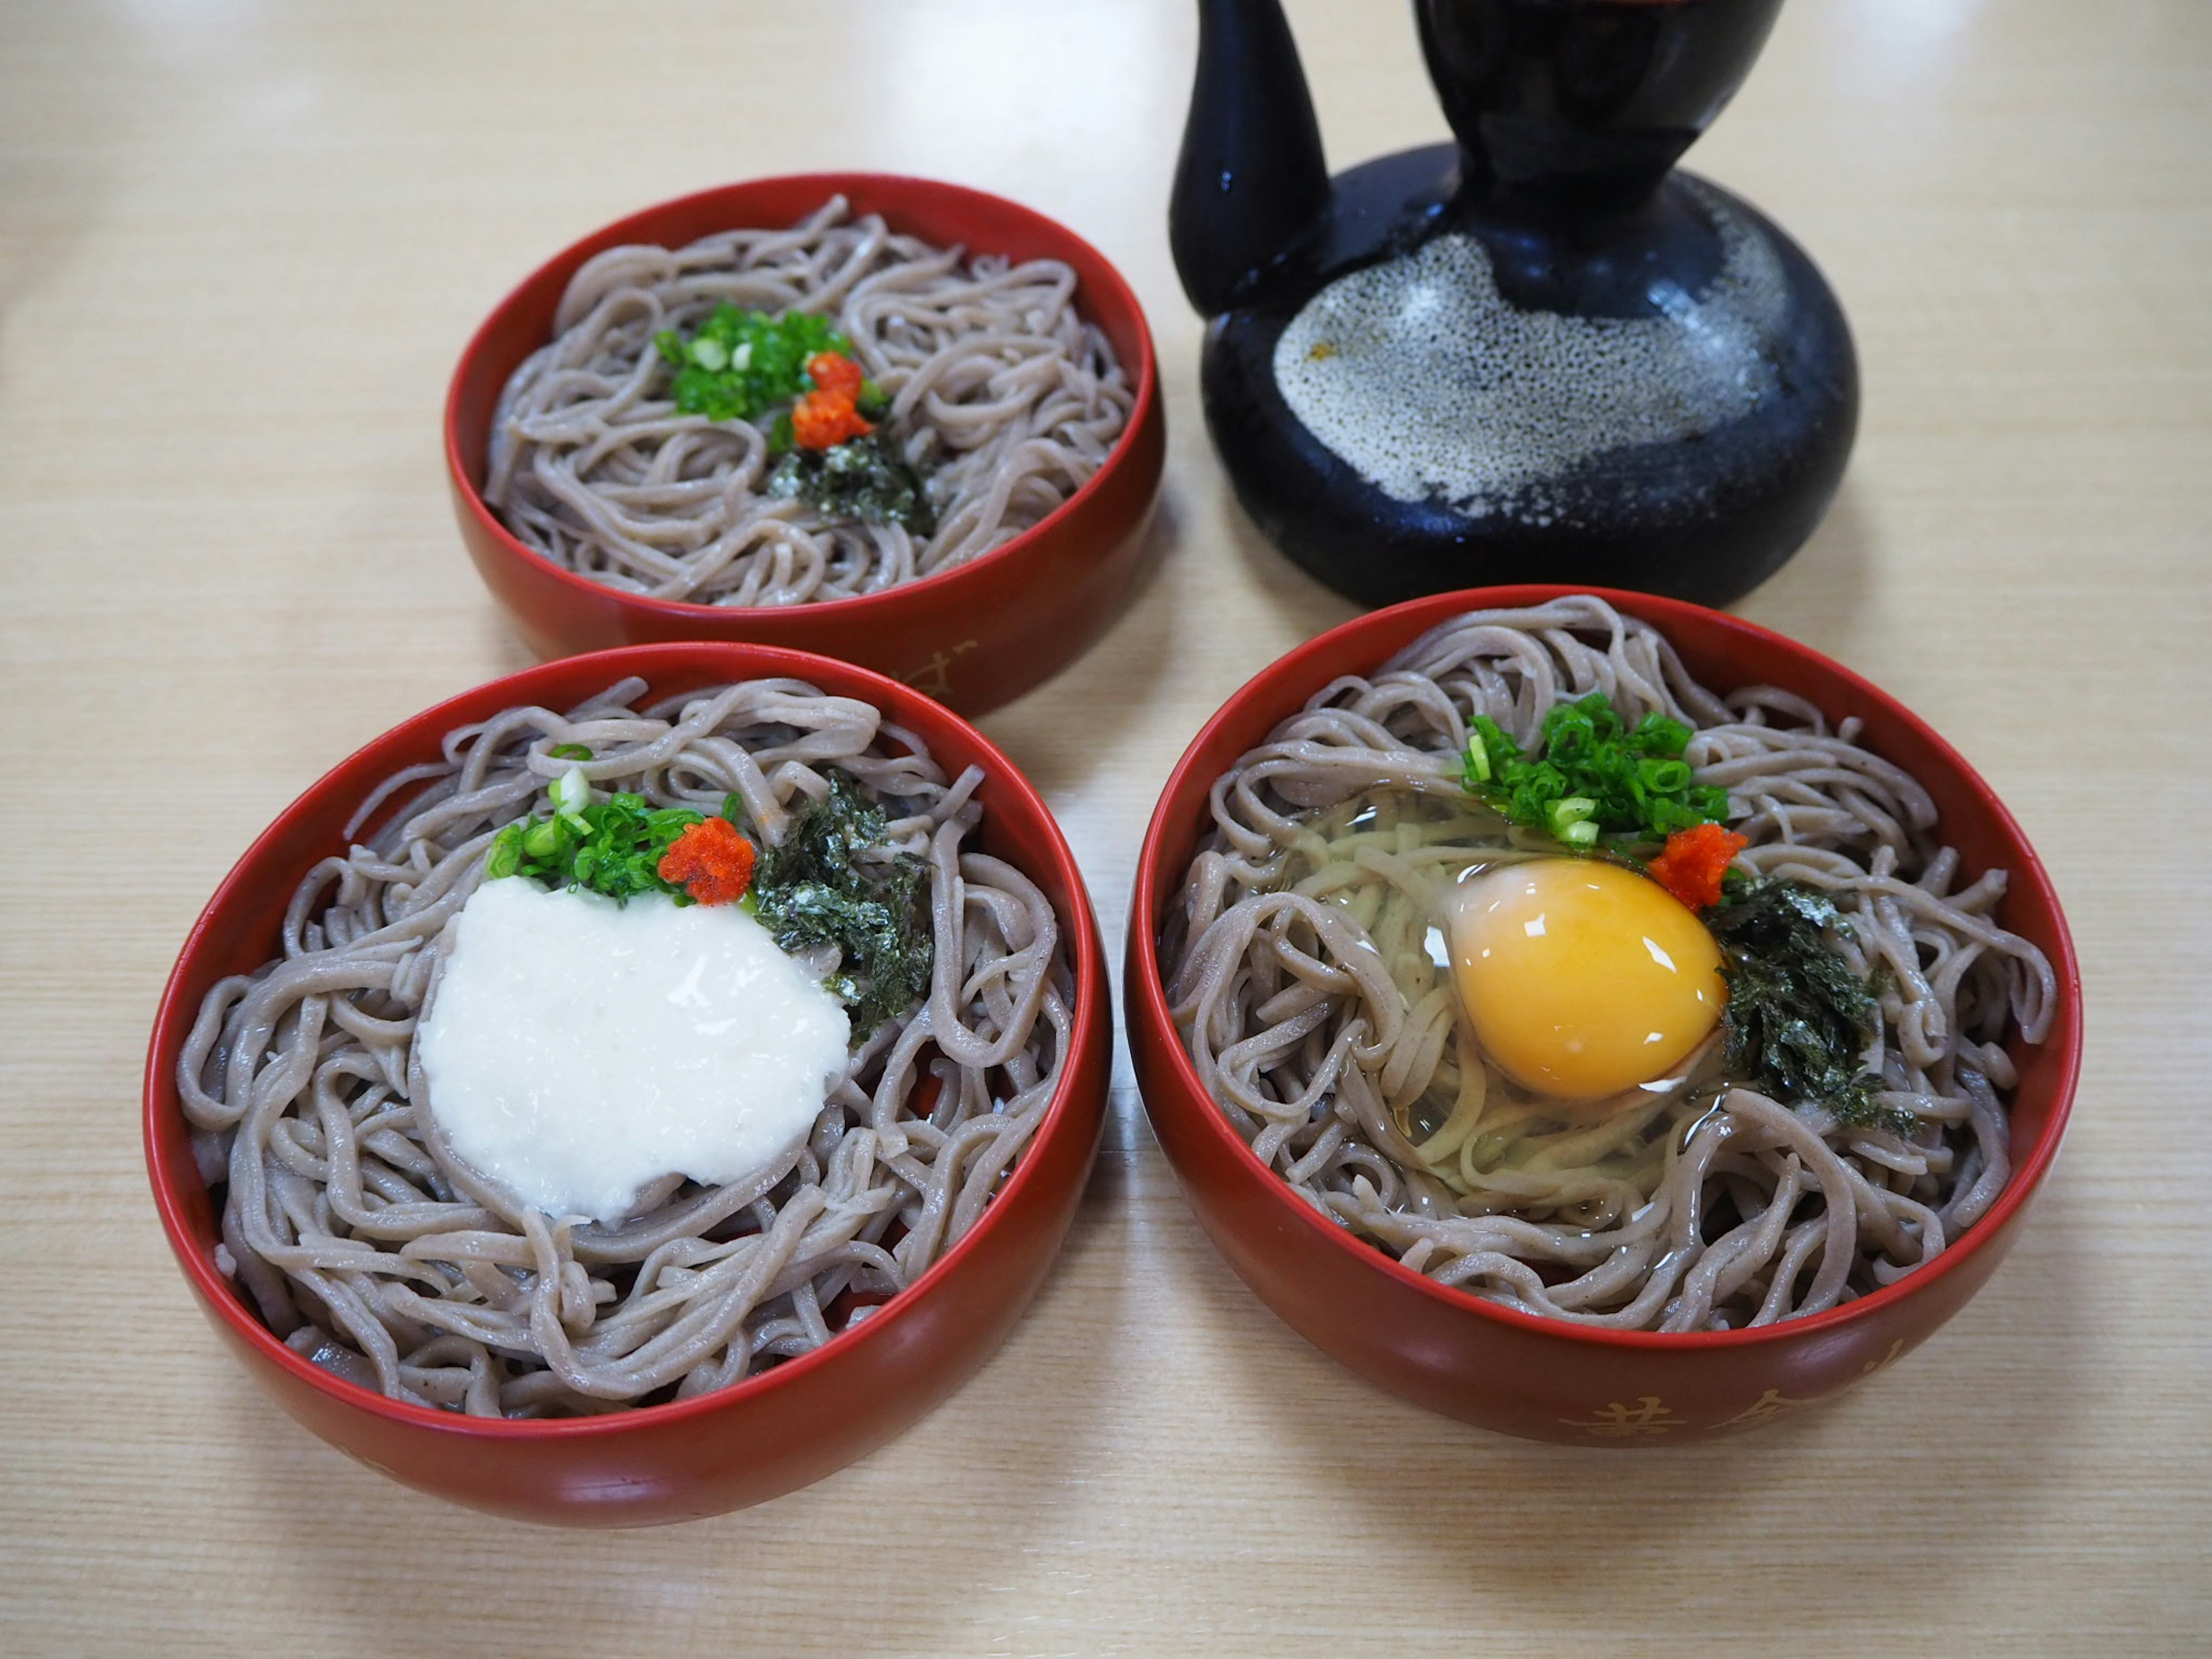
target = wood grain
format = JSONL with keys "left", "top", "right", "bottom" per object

{"left": 2, "top": 1, "right": 2206, "bottom": 1653}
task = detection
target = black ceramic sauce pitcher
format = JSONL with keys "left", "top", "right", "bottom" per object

{"left": 1171, "top": 0, "right": 1855, "bottom": 608}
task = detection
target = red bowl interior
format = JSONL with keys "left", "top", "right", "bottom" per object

{"left": 445, "top": 173, "right": 1166, "bottom": 715}
{"left": 146, "top": 643, "right": 1111, "bottom": 1524}
{"left": 1127, "top": 585, "right": 2082, "bottom": 1438}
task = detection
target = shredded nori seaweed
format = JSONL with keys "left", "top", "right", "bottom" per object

{"left": 751, "top": 770, "right": 931, "bottom": 1036}
{"left": 1709, "top": 879, "right": 1907, "bottom": 1133}
{"left": 765, "top": 434, "right": 937, "bottom": 534}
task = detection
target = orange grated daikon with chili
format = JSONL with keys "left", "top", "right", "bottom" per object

{"left": 657, "top": 817, "right": 757, "bottom": 907}
{"left": 1645, "top": 821, "right": 1748, "bottom": 912}
{"left": 791, "top": 351, "right": 873, "bottom": 449}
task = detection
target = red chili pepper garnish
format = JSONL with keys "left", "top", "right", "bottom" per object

{"left": 806, "top": 351, "right": 865, "bottom": 399}
{"left": 789, "top": 351, "right": 874, "bottom": 450}
{"left": 657, "top": 817, "right": 757, "bottom": 906}
{"left": 791, "top": 389, "right": 874, "bottom": 450}
{"left": 1645, "top": 821, "right": 1749, "bottom": 912}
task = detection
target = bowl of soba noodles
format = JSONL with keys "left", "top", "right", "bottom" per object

{"left": 1127, "top": 589, "right": 2079, "bottom": 1445}
{"left": 445, "top": 174, "right": 1165, "bottom": 715}
{"left": 145, "top": 643, "right": 1111, "bottom": 1524}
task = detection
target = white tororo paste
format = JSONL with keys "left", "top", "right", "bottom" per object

{"left": 417, "top": 878, "right": 850, "bottom": 1225}
{"left": 1272, "top": 188, "right": 1789, "bottom": 521}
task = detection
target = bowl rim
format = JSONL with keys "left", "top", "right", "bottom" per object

{"left": 1128, "top": 583, "right": 2084, "bottom": 1352}
{"left": 442, "top": 170, "right": 1161, "bottom": 623}
{"left": 144, "top": 640, "right": 1107, "bottom": 1440}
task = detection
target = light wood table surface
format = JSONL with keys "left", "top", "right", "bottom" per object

{"left": 4, "top": 1, "right": 2207, "bottom": 1653}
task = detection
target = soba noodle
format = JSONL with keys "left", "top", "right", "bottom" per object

{"left": 180, "top": 677, "right": 1072, "bottom": 1415}
{"left": 1162, "top": 596, "right": 2057, "bottom": 1332}
{"left": 485, "top": 196, "right": 1134, "bottom": 604}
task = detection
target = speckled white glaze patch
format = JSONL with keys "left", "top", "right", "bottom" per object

{"left": 1272, "top": 190, "right": 1787, "bottom": 521}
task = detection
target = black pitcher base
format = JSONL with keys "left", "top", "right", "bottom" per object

{"left": 1201, "top": 146, "right": 1857, "bottom": 611}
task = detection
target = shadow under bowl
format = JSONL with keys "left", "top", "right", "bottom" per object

{"left": 445, "top": 173, "right": 1167, "bottom": 716}
{"left": 146, "top": 643, "right": 1111, "bottom": 1525}
{"left": 1124, "top": 585, "right": 2080, "bottom": 1446}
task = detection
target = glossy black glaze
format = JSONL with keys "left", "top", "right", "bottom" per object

{"left": 1200, "top": 147, "right": 1856, "bottom": 608}
{"left": 1169, "top": 0, "right": 1331, "bottom": 317}
{"left": 1419, "top": 0, "right": 1782, "bottom": 217}
{"left": 1171, "top": 0, "right": 1855, "bottom": 610}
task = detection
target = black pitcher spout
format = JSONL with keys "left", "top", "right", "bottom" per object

{"left": 1169, "top": 0, "right": 1331, "bottom": 317}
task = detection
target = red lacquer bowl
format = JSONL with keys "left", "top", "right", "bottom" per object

{"left": 145, "top": 645, "right": 1111, "bottom": 1525}
{"left": 445, "top": 174, "right": 1166, "bottom": 716}
{"left": 1126, "top": 586, "right": 2081, "bottom": 1446}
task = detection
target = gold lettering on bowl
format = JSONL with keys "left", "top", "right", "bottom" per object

{"left": 1559, "top": 1396, "right": 1684, "bottom": 1438}
{"left": 1719, "top": 1387, "right": 1812, "bottom": 1427}
{"left": 900, "top": 640, "right": 979, "bottom": 700}
{"left": 1861, "top": 1338, "right": 1906, "bottom": 1376}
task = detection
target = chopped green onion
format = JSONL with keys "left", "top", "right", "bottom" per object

{"left": 549, "top": 743, "right": 593, "bottom": 762}
{"left": 1560, "top": 819, "right": 1600, "bottom": 848}
{"left": 552, "top": 766, "right": 590, "bottom": 820}
{"left": 486, "top": 824, "right": 523, "bottom": 879}
{"left": 654, "top": 303, "right": 854, "bottom": 424}
{"left": 1545, "top": 796, "right": 1597, "bottom": 839}
{"left": 1461, "top": 692, "right": 1730, "bottom": 845}
{"left": 492, "top": 794, "right": 709, "bottom": 906}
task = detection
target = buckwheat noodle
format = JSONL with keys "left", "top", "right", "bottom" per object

{"left": 180, "top": 678, "right": 1071, "bottom": 1415}
{"left": 485, "top": 196, "right": 1134, "bottom": 604}
{"left": 1162, "top": 596, "right": 2057, "bottom": 1332}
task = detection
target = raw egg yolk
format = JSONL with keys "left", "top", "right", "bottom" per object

{"left": 1448, "top": 858, "right": 1725, "bottom": 1104}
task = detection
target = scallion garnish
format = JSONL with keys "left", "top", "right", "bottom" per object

{"left": 1464, "top": 693, "right": 1730, "bottom": 846}
{"left": 488, "top": 791, "right": 712, "bottom": 906}
{"left": 551, "top": 766, "right": 591, "bottom": 821}
{"left": 653, "top": 304, "right": 852, "bottom": 424}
